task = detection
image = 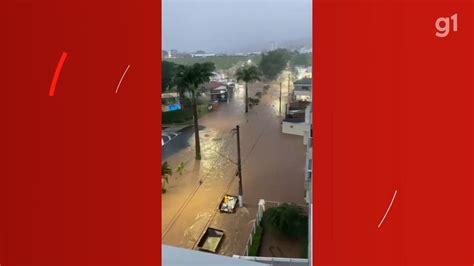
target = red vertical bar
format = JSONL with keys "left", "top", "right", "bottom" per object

{"left": 313, "top": 0, "right": 473, "bottom": 265}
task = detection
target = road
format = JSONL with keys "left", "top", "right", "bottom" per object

{"left": 162, "top": 126, "right": 198, "bottom": 161}
{"left": 161, "top": 72, "right": 307, "bottom": 256}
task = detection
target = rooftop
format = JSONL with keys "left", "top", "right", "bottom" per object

{"left": 293, "top": 78, "right": 312, "bottom": 86}
{"left": 283, "top": 112, "right": 305, "bottom": 123}
{"left": 289, "top": 101, "right": 310, "bottom": 111}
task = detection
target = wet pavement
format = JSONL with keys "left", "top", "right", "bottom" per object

{"left": 162, "top": 72, "right": 306, "bottom": 256}
{"left": 162, "top": 125, "right": 203, "bottom": 161}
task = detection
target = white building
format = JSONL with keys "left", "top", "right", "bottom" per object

{"left": 282, "top": 77, "right": 312, "bottom": 141}
{"left": 293, "top": 78, "right": 312, "bottom": 102}
{"left": 163, "top": 245, "right": 264, "bottom": 265}
{"left": 191, "top": 53, "right": 216, "bottom": 58}
{"left": 304, "top": 105, "right": 313, "bottom": 264}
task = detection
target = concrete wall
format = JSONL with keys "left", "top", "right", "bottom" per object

{"left": 282, "top": 121, "right": 307, "bottom": 136}
{"left": 294, "top": 90, "right": 311, "bottom": 102}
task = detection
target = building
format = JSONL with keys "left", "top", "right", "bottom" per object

{"left": 210, "top": 72, "right": 226, "bottom": 82}
{"left": 298, "top": 46, "right": 312, "bottom": 54}
{"left": 304, "top": 105, "right": 313, "bottom": 263}
{"left": 293, "top": 78, "right": 312, "bottom": 102}
{"left": 191, "top": 53, "right": 216, "bottom": 58}
{"left": 282, "top": 77, "right": 312, "bottom": 141}
{"left": 163, "top": 245, "right": 265, "bottom": 265}
{"left": 281, "top": 101, "right": 310, "bottom": 137}
{"left": 161, "top": 92, "right": 181, "bottom": 112}
{"left": 204, "top": 80, "right": 234, "bottom": 103}
{"left": 210, "top": 85, "right": 229, "bottom": 103}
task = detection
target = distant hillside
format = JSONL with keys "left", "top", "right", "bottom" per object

{"left": 163, "top": 55, "right": 262, "bottom": 71}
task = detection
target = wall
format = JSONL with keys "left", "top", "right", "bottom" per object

{"left": 282, "top": 121, "right": 307, "bottom": 136}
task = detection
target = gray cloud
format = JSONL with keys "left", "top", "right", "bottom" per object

{"left": 162, "top": 0, "right": 312, "bottom": 53}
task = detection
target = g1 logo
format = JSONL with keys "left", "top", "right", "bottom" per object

{"left": 435, "top": 13, "right": 458, "bottom": 38}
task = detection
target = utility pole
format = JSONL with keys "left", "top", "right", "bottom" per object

{"left": 279, "top": 82, "right": 282, "bottom": 116}
{"left": 236, "top": 125, "right": 243, "bottom": 207}
{"left": 288, "top": 73, "right": 291, "bottom": 98}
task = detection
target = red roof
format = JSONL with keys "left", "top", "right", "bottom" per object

{"left": 209, "top": 81, "right": 225, "bottom": 89}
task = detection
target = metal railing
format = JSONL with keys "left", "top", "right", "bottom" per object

{"left": 233, "top": 255, "right": 309, "bottom": 266}
{"left": 243, "top": 199, "right": 265, "bottom": 256}
{"left": 242, "top": 200, "right": 308, "bottom": 256}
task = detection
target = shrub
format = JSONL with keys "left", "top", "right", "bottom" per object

{"left": 162, "top": 104, "right": 209, "bottom": 124}
{"left": 248, "top": 97, "right": 260, "bottom": 109}
{"left": 263, "top": 203, "right": 308, "bottom": 239}
{"left": 248, "top": 224, "right": 264, "bottom": 256}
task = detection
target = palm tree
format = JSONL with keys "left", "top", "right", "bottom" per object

{"left": 162, "top": 161, "right": 172, "bottom": 192}
{"left": 235, "top": 65, "right": 261, "bottom": 113}
{"left": 174, "top": 62, "right": 215, "bottom": 160}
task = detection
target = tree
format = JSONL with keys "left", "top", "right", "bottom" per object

{"left": 235, "top": 65, "right": 261, "bottom": 113}
{"left": 290, "top": 52, "right": 311, "bottom": 67}
{"left": 162, "top": 161, "right": 172, "bottom": 192}
{"left": 176, "top": 161, "right": 185, "bottom": 175}
{"left": 174, "top": 62, "right": 215, "bottom": 160}
{"left": 162, "top": 61, "right": 178, "bottom": 91}
{"left": 264, "top": 203, "right": 308, "bottom": 239}
{"left": 259, "top": 48, "right": 292, "bottom": 80}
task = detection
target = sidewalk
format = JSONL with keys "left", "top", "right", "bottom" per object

{"left": 162, "top": 122, "right": 192, "bottom": 133}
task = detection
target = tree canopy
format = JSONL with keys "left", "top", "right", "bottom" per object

{"left": 162, "top": 161, "right": 172, "bottom": 184}
{"left": 290, "top": 52, "right": 312, "bottom": 67}
{"left": 264, "top": 203, "right": 308, "bottom": 239}
{"left": 162, "top": 61, "right": 178, "bottom": 91}
{"left": 258, "top": 48, "right": 292, "bottom": 80}
{"left": 235, "top": 65, "right": 261, "bottom": 84}
{"left": 235, "top": 64, "right": 261, "bottom": 113}
{"left": 174, "top": 62, "right": 216, "bottom": 92}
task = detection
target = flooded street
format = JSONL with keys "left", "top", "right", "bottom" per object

{"left": 162, "top": 73, "right": 306, "bottom": 255}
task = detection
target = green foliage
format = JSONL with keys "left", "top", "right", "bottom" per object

{"left": 164, "top": 55, "right": 261, "bottom": 71}
{"left": 161, "top": 161, "right": 172, "bottom": 184}
{"left": 290, "top": 52, "right": 312, "bottom": 67}
{"left": 162, "top": 61, "right": 178, "bottom": 91}
{"left": 248, "top": 224, "right": 264, "bottom": 256}
{"left": 259, "top": 49, "right": 292, "bottom": 80}
{"left": 235, "top": 65, "right": 261, "bottom": 84}
{"left": 301, "top": 234, "right": 308, "bottom": 258}
{"left": 176, "top": 162, "right": 185, "bottom": 175}
{"left": 173, "top": 63, "right": 215, "bottom": 158}
{"left": 235, "top": 65, "right": 261, "bottom": 113}
{"left": 248, "top": 97, "right": 260, "bottom": 109}
{"left": 162, "top": 104, "right": 208, "bottom": 124}
{"left": 264, "top": 203, "right": 308, "bottom": 239}
{"left": 174, "top": 63, "right": 216, "bottom": 94}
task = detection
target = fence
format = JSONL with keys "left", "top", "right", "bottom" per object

{"left": 242, "top": 200, "right": 308, "bottom": 256}
{"left": 232, "top": 255, "right": 309, "bottom": 266}
{"left": 243, "top": 199, "right": 266, "bottom": 256}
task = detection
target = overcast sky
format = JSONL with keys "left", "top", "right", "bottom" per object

{"left": 162, "top": 0, "right": 312, "bottom": 53}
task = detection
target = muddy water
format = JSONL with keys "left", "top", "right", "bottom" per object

{"left": 162, "top": 72, "right": 306, "bottom": 254}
